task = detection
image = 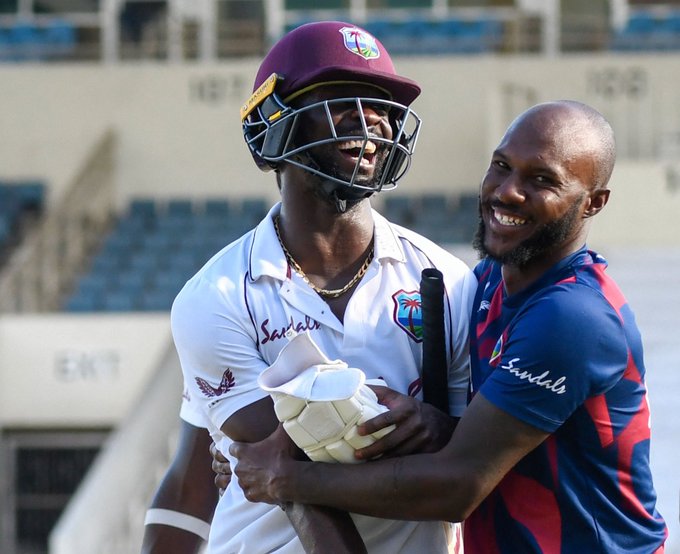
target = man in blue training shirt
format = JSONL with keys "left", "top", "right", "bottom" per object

{"left": 229, "top": 100, "right": 668, "bottom": 553}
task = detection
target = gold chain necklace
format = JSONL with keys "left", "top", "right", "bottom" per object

{"left": 274, "top": 216, "right": 374, "bottom": 299}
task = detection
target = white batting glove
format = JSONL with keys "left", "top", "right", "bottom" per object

{"left": 258, "top": 330, "right": 395, "bottom": 464}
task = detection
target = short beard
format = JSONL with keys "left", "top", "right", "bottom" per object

{"left": 302, "top": 146, "right": 385, "bottom": 213}
{"left": 472, "top": 199, "right": 583, "bottom": 269}
{"left": 306, "top": 142, "right": 388, "bottom": 190}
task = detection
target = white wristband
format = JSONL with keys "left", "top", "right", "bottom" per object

{"left": 144, "top": 509, "right": 211, "bottom": 541}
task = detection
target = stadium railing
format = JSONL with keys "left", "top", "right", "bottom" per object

{"left": 0, "top": 129, "right": 117, "bottom": 312}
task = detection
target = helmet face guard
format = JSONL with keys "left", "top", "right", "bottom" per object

{"left": 242, "top": 75, "right": 422, "bottom": 194}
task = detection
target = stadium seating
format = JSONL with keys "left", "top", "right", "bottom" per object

{"left": 61, "top": 193, "right": 477, "bottom": 312}
{"left": 384, "top": 191, "right": 478, "bottom": 244}
{"left": 63, "top": 197, "right": 270, "bottom": 312}
{"left": 286, "top": 16, "right": 506, "bottom": 56}
{"left": 610, "top": 10, "right": 680, "bottom": 51}
{"left": 0, "top": 19, "right": 76, "bottom": 62}
{"left": 0, "top": 180, "right": 46, "bottom": 264}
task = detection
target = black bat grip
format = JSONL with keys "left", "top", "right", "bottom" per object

{"left": 420, "top": 268, "right": 449, "bottom": 413}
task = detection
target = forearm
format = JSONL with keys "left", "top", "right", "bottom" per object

{"left": 280, "top": 451, "right": 470, "bottom": 522}
{"left": 284, "top": 503, "right": 367, "bottom": 554}
{"left": 142, "top": 422, "right": 218, "bottom": 554}
{"left": 275, "top": 395, "right": 550, "bottom": 523}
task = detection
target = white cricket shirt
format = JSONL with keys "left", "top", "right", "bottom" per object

{"left": 173, "top": 203, "right": 476, "bottom": 554}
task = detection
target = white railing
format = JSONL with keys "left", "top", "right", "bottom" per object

{"left": 0, "top": 0, "right": 622, "bottom": 62}
{"left": 0, "top": 129, "right": 116, "bottom": 313}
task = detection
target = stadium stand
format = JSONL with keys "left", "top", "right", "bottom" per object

{"left": 0, "top": 180, "right": 46, "bottom": 266}
{"left": 363, "top": 16, "right": 505, "bottom": 55}
{"left": 63, "top": 196, "right": 270, "bottom": 312}
{"left": 62, "top": 193, "right": 477, "bottom": 313}
{"left": 0, "top": 19, "right": 76, "bottom": 62}
{"left": 610, "top": 8, "right": 680, "bottom": 51}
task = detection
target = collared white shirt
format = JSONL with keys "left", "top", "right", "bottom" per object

{"left": 173, "top": 202, "right": 476, "bottom": 554}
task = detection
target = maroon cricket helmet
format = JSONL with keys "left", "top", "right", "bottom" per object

{"left": 253, "top": 21, "right": 421, "bottom": 106}
{"left": 241, "top": 20, "right": 423, "bottom": 194}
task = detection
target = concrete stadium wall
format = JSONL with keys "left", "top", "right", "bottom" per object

{"left": 0, "top": 314, "right": 171, "bottom": 425}
{"left": 0, "top": 54, "right": 679, "bottom": 244}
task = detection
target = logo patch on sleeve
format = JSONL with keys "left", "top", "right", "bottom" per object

{"left": 490, "top": 335, "right": 503, "bottom": 366}
{"left": 195, "top": 368, "right": 236, "bottom": 398}
{"left": 392, "top": 290, "right": 423, "bottom": 341}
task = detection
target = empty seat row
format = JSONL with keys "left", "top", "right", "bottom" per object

{"left": 610, "top": 10, "right": 680, "bottom": 51}
{"left": 0, "top": 19, "right": 76, "bottom": 62}
{"left": 286, "top": 16, "right": 505, "bottom": 55}
{"left": 63, "top": 193, "right": 477, "bottom": 313}
{"left": 63, "top": 196, "right": 271, "bottom": 312}
{"left": 382, "top": 192, "right": 479, "bottom": 244}
{"left": 364, "top": 17, "right": 504, "bottom": 55}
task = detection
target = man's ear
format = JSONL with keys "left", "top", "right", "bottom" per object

{"left": 584, "top": 188, "right": 610, "bottom": 218}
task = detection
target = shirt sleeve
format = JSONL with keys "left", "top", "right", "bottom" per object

{"left": 480, "top": 284, "right": 629, "bottom": 432}
{"left": 171, "top": 275, "right": 269, "bottom": 434}
{"left": 179, "top": 379, "right": 210, "bottom": 427}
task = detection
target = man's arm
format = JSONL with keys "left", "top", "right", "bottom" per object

{"left": 231, "top": 391, "right": 549, "bottom": 522}
{"left": 223, "top": 396, "right": 367, "bottom": 554}
{"left": 353, "top": 385, "right": 457, "bottom": 461}
{"left": 141, "top": 420, "right": 218, "bottom": 554}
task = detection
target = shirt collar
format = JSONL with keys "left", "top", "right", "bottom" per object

{"left": 248, "top": 202, "right": 406, "bottom": 282}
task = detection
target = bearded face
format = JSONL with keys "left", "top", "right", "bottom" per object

{"left": 473, "top": 197, "right": 584, "bottom": 269}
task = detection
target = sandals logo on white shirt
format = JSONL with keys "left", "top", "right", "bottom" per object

{"left": 501, "top": 358, "right": 567, "bottom": 395}
{"left": 195, "top": 368, "right": 236, "bottom": 397}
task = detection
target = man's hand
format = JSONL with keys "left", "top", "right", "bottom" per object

{"left": 209, "top": 442, "right": 231, "bottom": 496}
{"left": 354, "top": 385, "right": 457, "bottom": 461}
{"left": 230, "top": 424, "right": 300, "bottom": 506}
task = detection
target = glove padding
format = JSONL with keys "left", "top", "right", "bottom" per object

{"left": 258, "top": 330, "right": 394, "bottom": 463}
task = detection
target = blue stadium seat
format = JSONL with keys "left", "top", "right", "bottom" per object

{"left": 0, "top": 27, "right": 11, "bottom": 61}
{"left": 102, "top": 291, "right": 138, "bottom": 311}
{"left": 383, "top": 195, "right": 415, "bottom": 225}
{"left": 627, "top": 11, "right": 656, "bottom": 34}
{"left": 138, "top": 289, "right": 176, "bottom": 311}
{"left": 15, "top": 180, "right": 46, "bottom": 212}
{"left": 150, "top": 267, "right": 190, "bottom": 294}
{"left": 64, "top": 290, "right": 102, "bottom": 312}
{"left": 166, "top": 198, "right": 194, "bottom": 218}
{"left": 90, "top": 252, "right": 124, "bottom": 274}
{"left": 363, "top": 19, "right": 393, "bottom": 42}
{"left": 167, "top": 250, "right": 200, "bottom": 273}
{"left": 127, "top": 251, "right": 163, "bottom": 274}
{"left": 240, "top": 197, "right": 268, "bottom": 220}
{"left": 43, "top": 19, "right": 76, "bottom": 57}
{"left": 0, "top": 215, "right": 12, "bottom": 245}
{"left": 8, "top": 21, "right": 44, "bottom": 61}
{"left": 114, "top": 271, "right": 148, "bottom": 295}
{"left": 99, "top": 231, "right": 140, "bottom": 257}
{"left": 141, "top": 232, "right": 177, "bottom": 253}
{"left": 61, "top": 196, "right": 271, "bottom": 312}
{"left": 128, "top": 198, "right": 157, "bottom": 220}
{"left": 203, "top": 198, "right": 232, "bottom": 218}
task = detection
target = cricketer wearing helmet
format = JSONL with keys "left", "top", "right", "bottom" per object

{"left": 241, "top": 22, "right": 422, "bottom": 213}
{"left": 168, "top": 20, "right": 476, "bottom": 554}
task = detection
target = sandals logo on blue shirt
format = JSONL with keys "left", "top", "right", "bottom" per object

{"left": 392, "top": 290, "right": 423, "bottom": 342}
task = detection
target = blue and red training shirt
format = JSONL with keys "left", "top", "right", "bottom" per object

{"left": 465, "top": 248, "right": 667, "bottom": 553}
